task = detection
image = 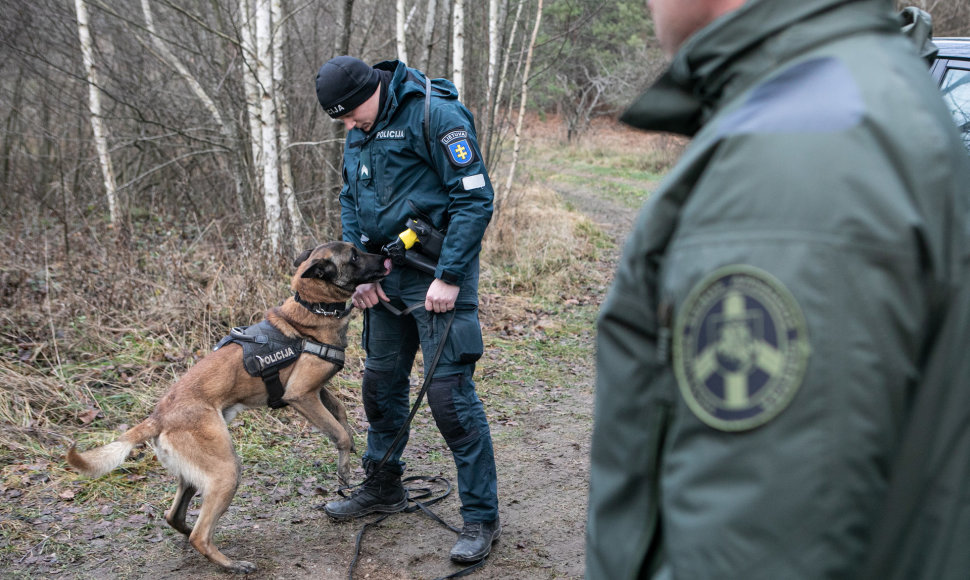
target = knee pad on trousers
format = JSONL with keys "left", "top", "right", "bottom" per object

{"left": 362, "top": 368, "right": 397, "bottom": 431}
{"left": 427, "top": 374, "right": 480, "bottom": 449}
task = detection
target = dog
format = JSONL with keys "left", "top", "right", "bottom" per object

{"left": 67, "top": 241, "right": 390, "bottom": 573}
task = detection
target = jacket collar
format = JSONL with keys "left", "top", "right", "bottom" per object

{"left": 348, "top": 60, "right": 460, "bottom": 147}
{"left": 621, "top": 0, "right": 898, "bottom": 136}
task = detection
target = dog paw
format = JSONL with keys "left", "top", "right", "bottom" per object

{"left": 227, "top": 560, "right": 257, "bottom": 574}
{"left": 164, "top": 513, "right": 193, "bottom": 536}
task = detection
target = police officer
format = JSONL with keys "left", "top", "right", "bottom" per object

{"left": 587, "top": 0, "right": 970, "bottom": 578}
{"left": 314, "top": 56, "right": 499, "bottom": 563}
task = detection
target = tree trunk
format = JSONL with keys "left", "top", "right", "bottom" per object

{"left": 240, "top": 0, "right": 264, "bottom": 203}
{"left": 451, "top": 0, "right": 464, "bottom": 95}
{"left": 486, "top": 0, "right": 499, "bottom": 112}
{"left": 396, "top": 0, "right": 409, "bottom": 62}
{"left": 74, "top": 0, "right": 119, "bottom": 226}
{"left": 421, "top": 0, "right": 438, "bottom": 71}
{"left": 323, "top": 0, "right": 357, "bottom": 239}
{"left": 272, "top": 0, "right": 302, "bottom": 247}
{"left": 1, "top": 67, "right": 24, "bottom": 201}
{"left": 255, "top": 0, "right": 281, "bottom": 253}
{"left": 483, "top": 0, "right": 511, "bottom": 162}
{"left": 337, "top": 0, "right": 354, "bottom": 55}
{"left": 500, "top": 0, "right": 542, "bottom": 217}
{"left": 485, "top": 0, "right": 524, "bottom": 166}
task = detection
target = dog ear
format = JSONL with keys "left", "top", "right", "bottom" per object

{"left": 301, "top": 258, "right": 338, "bottom": 281}
{"left": 293, "top": 248, "right": 313, "bottom": 268}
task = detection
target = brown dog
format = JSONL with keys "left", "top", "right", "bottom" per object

{"left": 67, "top": 241, "right": 390, "bottom": 573}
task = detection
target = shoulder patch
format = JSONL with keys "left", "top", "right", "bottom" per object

{"left": 673, "top": 265, "right": 810, "bottom": 432}
{"left": 439, "top": 128, "right": 476, "bottom": 167}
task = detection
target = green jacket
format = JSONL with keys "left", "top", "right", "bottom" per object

{"left": 587, "top": 1, "right": 970, "bottom": 578}
{"left": 339, "top": 60, "right": 493, "bottom": 286}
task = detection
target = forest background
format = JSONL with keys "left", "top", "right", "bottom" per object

{"left": 1, "top": 0, "right": 968, "bottom": 263}
{"left": 1, "top": 0, "right": 969, "bottom": 577}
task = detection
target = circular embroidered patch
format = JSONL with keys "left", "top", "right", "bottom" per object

{"left": 673, "top": 265, "right": 810, "bottom": 432}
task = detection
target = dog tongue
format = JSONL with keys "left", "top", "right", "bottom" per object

{"left": 384, "top": 258, "right": 393, "bottom": 274}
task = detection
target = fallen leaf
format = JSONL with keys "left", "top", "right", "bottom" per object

{"left": 78, "top": 408, "right": 101, "bottom": 424}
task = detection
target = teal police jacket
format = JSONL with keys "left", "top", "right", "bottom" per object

{"left": 338, "top": 60, "right": 493, "bottom": 286}
{"left": 587, "top": 0, "right": 970, "bottom": 578}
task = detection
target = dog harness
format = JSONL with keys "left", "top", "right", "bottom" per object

{"left": 214, "top": 315, "right": 346, "bottom": 409}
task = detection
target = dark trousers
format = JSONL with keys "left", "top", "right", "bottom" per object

{"left": 360, "top": 266, "right": 498, "bottom": 522}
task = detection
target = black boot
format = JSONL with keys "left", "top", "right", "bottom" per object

{"left": 450, "top": 518, "right": 501, "bottom": 563}
{"left": 323, "top": 462, "right": 407, "bottom": 520}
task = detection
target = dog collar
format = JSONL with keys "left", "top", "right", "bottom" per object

{"left": 293, "top": 293, "right": 353, "bottom": 318}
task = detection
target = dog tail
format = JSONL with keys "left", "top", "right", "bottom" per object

{"left": 66, "top": 418, "right": 160, "bottom": 478}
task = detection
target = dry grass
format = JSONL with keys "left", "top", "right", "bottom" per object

{"left": 0, "top": 221, "right": 291, "bottom": 465}
{"left": 482, "top": 184, "right": 611, "bottom": 301}
{"left": 478, "top": 113, "right": 678, "bottom": 302}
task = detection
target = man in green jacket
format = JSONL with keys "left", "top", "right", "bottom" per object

{"left": 314, "top": 56, "right": 499, "bottom": 563}
{"left": 587, "top": 0, "right": 970, "bottom": 578}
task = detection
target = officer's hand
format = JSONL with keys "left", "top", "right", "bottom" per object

{"left": 352, "top": 282, "right": 388, "bottom": 309}
{"left": 425, "top": 279, "right": 459, "bottom": 313}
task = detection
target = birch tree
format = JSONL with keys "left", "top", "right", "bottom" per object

{"left": 238, "top": 0, "right": 285, "bottom": 251}
{"left": 483, "top": 0, "right": 516, "bottom": 162}
{"left": 74, "top": 0, "right": 118, "bottom": 226}
{"left": 451, "top": 0, "right": 464, "bottom": 95}
{"left": 255, "top": 0, "right": 282, "bottom": 252}
{"left": 272, "top": 0, "right": 302, "bottom": 242}
{"left": 484, "top": 0, "right": 524, "bottom": 166}
{"left": 421, "top": 0, "right": 438, "bottom": 70}
{"left": 240, "top": 0, "right": 264, "bottom": 197}
{"left": 500, "top": 0, "right": 542, "bottom": 215}
{"left": 396, "top": 0, "right": 409, "bottom": 62}
{"left": 486, "top": 0, "right": 499, "bottom": 109}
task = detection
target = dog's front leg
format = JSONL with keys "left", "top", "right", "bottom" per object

{"left": 286, "top": 388, "right": 354, "bottom": 486}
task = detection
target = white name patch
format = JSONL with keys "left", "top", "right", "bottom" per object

{"left": 462, "top": 173, "right": 486, "bottom": 190}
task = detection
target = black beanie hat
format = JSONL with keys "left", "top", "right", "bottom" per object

{"left": 315, "top": 56, "right": 381, "bottom": 118}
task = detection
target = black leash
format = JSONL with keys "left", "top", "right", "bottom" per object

{"left": 347, "top": 475, "right": 490, "bottom": 580}
{"left": 338, "top": 301, "right": 455, "bottom": 495}
{"left": 339, "top": 304, "right": 490, "bottom": 579}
